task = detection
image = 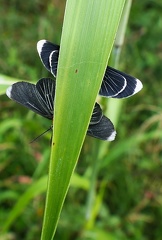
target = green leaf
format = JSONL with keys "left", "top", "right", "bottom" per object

{"left": 41, "top": 1, "right": 125, "bottom": 239}
{"left": 2, "top": 174, "right": 89, "bottom": 232}
{"left": 83, "top": 228, "right": 117, "bottom": 240}
{"left": 0, "top": 75, "right": 22, "bottom": 95}
{"left": 0, "top": 74, "right": 35, "bottom": 95}
{"left": 2, "top": 176, "right": 47, "bottom": 232}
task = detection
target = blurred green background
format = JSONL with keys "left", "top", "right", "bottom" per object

{"left": 1, "top": 0, "right": 162, "bottom": 239}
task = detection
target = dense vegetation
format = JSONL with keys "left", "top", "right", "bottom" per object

{"left": 1, "top": 1, "right": 162, "bottom": 239}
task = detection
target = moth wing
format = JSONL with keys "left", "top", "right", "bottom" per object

{"left": 36, "top": 78, "right": 55, "bottom": 115}
{"left": 37, "top": 39, "right": 59, "bottom": 74}
{"left": 90, "top": 103, "right": 103, "bottom": 125}
{"left": 87, "top": 115, "right": 116, "bottom": 141}
{"left": 110, "top": 67, "right": 143, "bottom": 98}
{"left": 37, "top": 41, "right": 142, "bottom": 99}
{"left": 99, "top": 66, "right": 127, "bottom": 97}
{"left": 49, "top": 50, "right": 59, "bottom": 77}
{"left": 6, "top": 79, "right": 53, "bottom": 119}
{"left": 100, "top": 66, "right": 142, "bottom": 98}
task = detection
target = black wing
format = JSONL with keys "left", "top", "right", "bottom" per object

{"left": 49, "top": 50, "right": 59, "bottom": 77}
{"left": 36, "top": 78, "right": 55, "bottom": 116}
{"left": 103, "top": 66, "right": 143, "bottom": 98}
{"left": 6, "top": 78, "right": 55, "bottom": 119}
{"left": 88, "top": 102, "right": 116, "bottom": 141}
{"left": 90, "top": 103, "right": 103, "bottom": 125}
{"left": 6, "top": 77, "right": 116, "bottom": 141}
{"left": 87, "top": 115, "right": 116, "bottom": 141}
{"left": 99, "top": 66, "right": 126, "bottom": 97}
{"left": 37, "top": 39, "right": 142, "bottom": 99}
{"left": 48, "top": 51, "right": 140, "bottom": 98}
{"left": 37, "top": 40, "right": 59, "bottom": 77}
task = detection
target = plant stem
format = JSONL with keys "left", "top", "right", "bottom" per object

{"left": 85, "top": 140, "right": 101, "bottom": 223}
{"left": 84, "top": 0, "right": 132, "bottom": 231}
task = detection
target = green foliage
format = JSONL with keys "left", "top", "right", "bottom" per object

{"left": 41, "top": 1, "right": 125, "bottom": 239}
{"left": 1, "top": 0, "right": 162, "bottom": 240}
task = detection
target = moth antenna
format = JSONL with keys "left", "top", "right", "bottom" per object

{"left": 30, "top": 126, "right": 52, "bottom": 143}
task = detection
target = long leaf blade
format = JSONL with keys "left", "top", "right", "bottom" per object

{"left": 41, "top": 1, "right": 125, "bottom": 239}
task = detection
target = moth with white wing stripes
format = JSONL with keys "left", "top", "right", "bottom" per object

{"left": 6, "top": 39, "right": 143, "bottom": 142}
{"left": 6, "top": 78, "right": 116, "bottom": 141}
{"left": 37, "top": 39, "right": 143, "bottom": 99}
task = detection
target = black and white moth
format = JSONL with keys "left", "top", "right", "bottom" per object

{"left": 37, "top": 39, "right": 143, "bottom": 99}
{"left": 6, "top": 78, "right": 116, "bottom": 141}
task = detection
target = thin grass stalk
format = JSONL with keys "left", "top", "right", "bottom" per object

{"left": 99, "top": 0, "right": 133, "bottom": 160}
{"left": 84, "top": 0, "right": 132, "bottom": 230}
{"left": 85, "top": 140, "right": 101, "bottom": 222}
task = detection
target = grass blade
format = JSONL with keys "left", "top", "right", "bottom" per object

{"left": 41, "top": 1, "right": 125, "bottom": 239}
